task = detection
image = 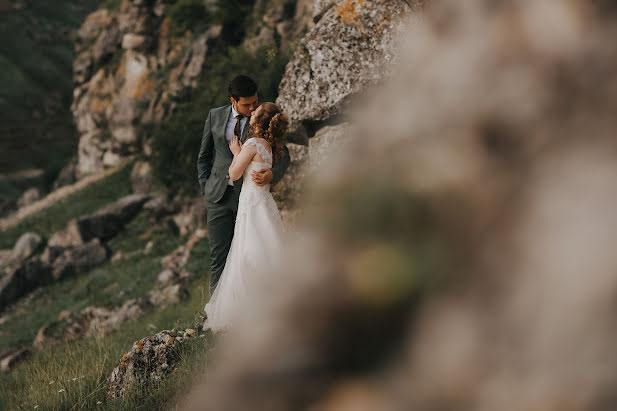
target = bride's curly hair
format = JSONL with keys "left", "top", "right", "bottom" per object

{"left": 247, "top": 102, "right": 289, "bottom": 162}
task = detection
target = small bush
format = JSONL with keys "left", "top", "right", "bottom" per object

{"left": 166, "top": 0, "right": 210, "bottom": 38}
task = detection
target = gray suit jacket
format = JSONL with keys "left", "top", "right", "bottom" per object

{"left": 197, "top": 104, "right": 291, "bottom": 203}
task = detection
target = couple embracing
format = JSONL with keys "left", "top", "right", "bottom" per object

{"left": 197, "top": 75, "right": 291, "bottom": 332}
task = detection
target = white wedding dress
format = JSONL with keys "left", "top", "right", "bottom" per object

{"left": 203, "top": 138, "right": 285, "bottom": 332}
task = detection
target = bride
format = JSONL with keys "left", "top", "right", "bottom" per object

{"left": 203, "top": 102, "right": 289, "bottom": 332}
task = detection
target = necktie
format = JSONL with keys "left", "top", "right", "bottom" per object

{"left": 234, "top": 114, "right": 244, "bottom": 138}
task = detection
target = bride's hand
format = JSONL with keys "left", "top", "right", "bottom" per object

{"left": 229, "top": 136, "right": 242, "bottom": 155}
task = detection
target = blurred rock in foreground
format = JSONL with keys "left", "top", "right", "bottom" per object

{"left": 179, "top": 0, "right": 617, "bottom": 410}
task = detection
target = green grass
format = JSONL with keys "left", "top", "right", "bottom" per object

{"left": 0, "top": 219, "right": 192, "bottom": 353}
{"left": 0, "top": 208, "right": 214, "bottom": 409}
{"left": 0, "top": 162, "right": 134, "bottom": 249}
{"left": 0, "top": 285, "right": 215, "bottom": 410}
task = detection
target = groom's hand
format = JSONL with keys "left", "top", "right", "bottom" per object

{"left": 251, "top": 168, "right": 273, "bottom": 186}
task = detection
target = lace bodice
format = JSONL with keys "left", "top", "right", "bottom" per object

{"left": 237, "top": 138, "right": 277, "bottom": 218}
{"left": 243, "top": 138, "right": 272, "bottom": 167}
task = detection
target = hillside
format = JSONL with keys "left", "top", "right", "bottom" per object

{"left": 0, "top": 0, "right": 102, "bottom": 215}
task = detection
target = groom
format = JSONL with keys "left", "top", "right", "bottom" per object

{"left": 197, "top": 75, "right": 290, "bottom": 293}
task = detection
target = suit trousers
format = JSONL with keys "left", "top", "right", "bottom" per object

{"left": 206, "top": 184, "right": 239, "bottom": 292}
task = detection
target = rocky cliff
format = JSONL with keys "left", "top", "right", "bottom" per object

{"left": 69, "top": 0, "right": 314, "bottom": 181}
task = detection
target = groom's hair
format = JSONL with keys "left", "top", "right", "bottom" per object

{"left": 229, "top": 75, "right": 258, "bottom": 101}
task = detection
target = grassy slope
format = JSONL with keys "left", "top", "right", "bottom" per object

{"left": 0, "top": 288, "right": 215, "bottom": 410}
{"left": 0, "top": 162, "right": 133, "bottom": 249}
{"left": 0, "top": 197, "right": 214, "bottom": 409}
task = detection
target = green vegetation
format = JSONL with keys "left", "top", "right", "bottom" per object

{"left": 0, "top": 0, "right": 102, "bottom": 175}
{"left": 149, "top": 44, "right": 292, "bottom": 196}
{"left": 0, "top": 190, "right": 214, "bottom": 408}
{"left": 0, "top": 210, "right": 202, "bottom": 352}
{"left": 101, "top": 0, "right": 122, "bottom": 11}
{"left": 0, "top": 162, "right": 133, "bottom": 249}
{"left": 0, "top": 287, "right": 215, "bottom": 410}
{"left": 166, "top": 0, "right": 211, "bottom": 38}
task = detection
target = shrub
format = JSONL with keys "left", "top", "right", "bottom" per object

{"left": 166, "top": 0, "right": 210, "bottom": 38}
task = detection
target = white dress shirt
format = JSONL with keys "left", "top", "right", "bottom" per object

{"left": 225, "top": 106, "right": 248, "bottom": 186}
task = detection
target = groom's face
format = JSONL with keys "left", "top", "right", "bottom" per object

{"left": 231, "top": 94, "right": 259, "bottom": 117}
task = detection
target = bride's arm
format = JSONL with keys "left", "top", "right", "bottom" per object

{"left": 229, "top": 139, "right": 256, "bottom": 181}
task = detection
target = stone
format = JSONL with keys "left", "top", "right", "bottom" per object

{"left": 143, "top": 196, "right": 178, "bottom": 219}
{"left": 277, "top": 0, "right": 407, "bottom": 123}
{"left": 0, "top": 250, "right": 11, "bottom": 268}
{"left": 273, "top": 143, "right": 309, "bottom": 217}
{"left": 52, "top": 157, "right": 77, "bottom": 190}
{"left": 130, "top": 161, "right": 153, "bottom": 194}
{"left": 156, "top": 269, "right": 175, "bottom": 285}
{"left": 83, "top": 194, "right": 151, "bottom": 243}
{"left": 147, "top": 284, "right": 188, "bottom": 307}
{"left": 82, "top": 297, "right": 152, "bottom": 337}
{"left": 313, "top": 0, "right": 338, "bottom": 22}
{"left": 49, "top": 194, "right": 148, "bottom": 248}
{"left": 40, "top": 245, "right": 66, "bottom": 265}
{"left": 171, "top": 197, "right": 207, "bottom": 237}
{"left": 11, "top": 232, "right": 43, "bottom": 263}
{"left": 284, "top": 121, "right": 309, "bottom": 146}
{"left": 92, "top": 20, "right": 122, "bottom": 64}
{"left": 73, "top": 54, "right": 92, "bottom": 85}
{"left": 122, "top": 33, "right": 147, "bottom": 49}
{"left": 309, "top": 123, "right": 351, "bottom": 171}
{"left": 16, "top": 188, "right": 42, "bottom": 208}
{"left": 0, "top": 257, "right": 52, "bottom": 312}
{"left": 103, "top": 151, "right": 122, "bottom": 167}
{"left": 107, "top": 330, "right": 182, "bottom": 399}
{"left": 48, "top": 219, "right": 85, "bottom": 248}
{"left": 77, "top": 9, "right": 111, "bottom": 42}
{"left": 76, "top": 131, "right": 109, "bottom": 178}
{"left": 51, "top": 239, "right": 108, "bottom": 280}
{"left": 0, "top": 347, "right": 29, "bottom": 372}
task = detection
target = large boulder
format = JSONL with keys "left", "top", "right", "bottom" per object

{"left": 277, "top": 0, "right": 410, "bottom": 125}
{"left": 75, "top": 193, "right": 148, "bottom": 241}
{"left": 49, "top": 194, "right": 149, "bottom": 246}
